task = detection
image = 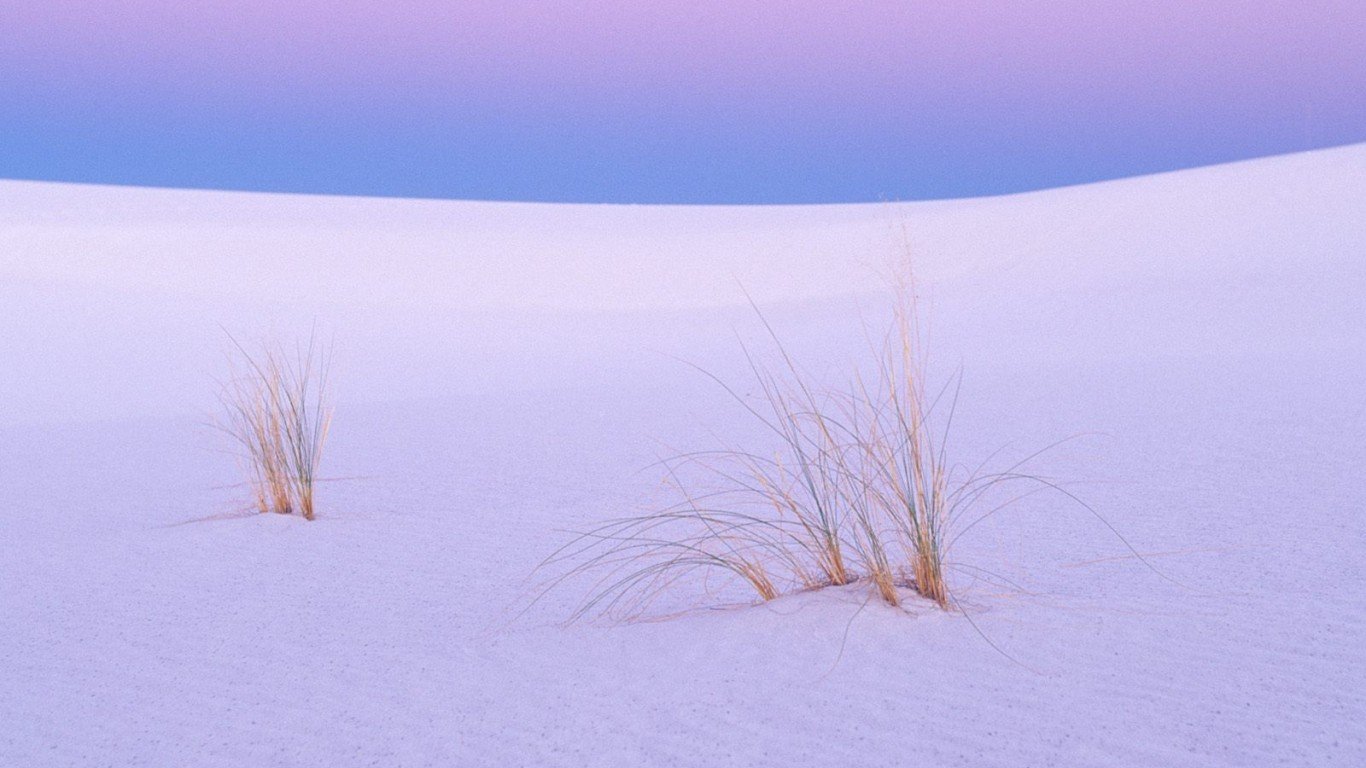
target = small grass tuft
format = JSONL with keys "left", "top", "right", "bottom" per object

{"left": 217, "top": 332, "right": 333, "bottom": 521}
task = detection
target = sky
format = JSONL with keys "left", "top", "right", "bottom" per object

{"left": 2, "top": 1, "right": 1364, "bottom": 203}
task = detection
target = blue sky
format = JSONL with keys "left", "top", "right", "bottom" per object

{"left": 3, "top": 1, "right": 1364, "bottom": 203}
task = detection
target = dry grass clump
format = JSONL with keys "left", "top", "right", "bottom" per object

{"left": 542, "top": 279, "right": 986, "bottom": 620}
{"left": 218, "top": 334, "right": 333, "bottom": 521}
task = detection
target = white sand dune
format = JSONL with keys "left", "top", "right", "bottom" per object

{"left": 2, "top": 145, "right": 1364, "bottom": 766}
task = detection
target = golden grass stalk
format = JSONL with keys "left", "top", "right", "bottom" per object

{"left": 881, "top": 272, "right": 950, "bottom": 606}
{"left": 218, "top": 333, "right": 333, "bottom": 521}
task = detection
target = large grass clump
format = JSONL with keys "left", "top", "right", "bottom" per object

{"left": 542, "top": 279, "right": 998, "bottom": 619}
{"left": 218, "top": 334, "right": 333, "bottom": 521}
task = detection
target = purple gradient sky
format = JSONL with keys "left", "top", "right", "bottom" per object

{"left": 3, "top": 1, "right": 1364, "bottom": 202}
